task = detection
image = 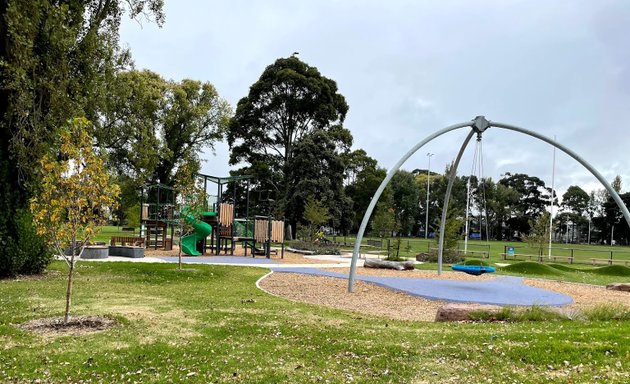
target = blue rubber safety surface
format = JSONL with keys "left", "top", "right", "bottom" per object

{"left": 158, "top": 256, "right": 279, "bottom": 265}
{"left": 271, "top": 267, "right": 573, "bottom": 306}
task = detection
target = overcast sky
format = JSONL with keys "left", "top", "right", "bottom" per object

{"left": 120, "top": 0, "right": 630, "bottom": 199}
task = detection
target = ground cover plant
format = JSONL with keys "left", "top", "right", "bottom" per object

{"left": 1, "top": 261, "right": 629, "bottom": 383}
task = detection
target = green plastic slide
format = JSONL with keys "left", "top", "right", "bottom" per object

{"left": 180, "top": 211, "right": 216, "bottom": 256}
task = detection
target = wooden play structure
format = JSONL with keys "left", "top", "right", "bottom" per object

{"left": 250, "top": 216, "right": 285, "bottom": 258}
{"left": 139, "top": 183, "right": 176, "bottom": 250}
{"left": 194, "top": 174, "right": 286, "bottom": 258}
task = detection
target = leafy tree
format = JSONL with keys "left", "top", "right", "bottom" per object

{"left": 96, "top": 70, "right": 165, "bottom": 183}
{"left": 415, "top": 170, "right": 445, "bottom": 237}
{"left": 125, "top": 205, "right": 141, "bottom": 228}
{"left": 435, "top": 206, "right": 464, "bottom": 262}
{"left": 524, "top": 211, "right": 552, "bottom": 256}
{"left": 561, "top": 185, "right": 589, "bottom": 242}
{"left": 302, "top": 196, "right": 331, "bottom": 242}
{"left": 602, "top": 192, "right": 630, "bottom": 245}
{"left": 562, "top": 186, "right": 589, "bottom": 216}
{"left": 499, "top": 173, "right": 552, "bottom": 237}
{"left": 344, "top": 152, "right": 386, "bottom": 232}
{"left": 95, "top": 70, "right": 231, "bottom": 222}
{"left": 612, "top": 175, "right": 622, "bottom": 193}
{"left": 390, "top": 170, "right": 420, "bottom": 236}
{"left": 284, "top": 130, "right": 353, "bottom": 233}
{"left": 371, "top": 203, "right": 399, "bottom": 239}
{"left": 155, "top": 78, "right": 231, "bottom": 185}
{"left": 0, "top": 0, "right": 163, "bottom": 276}
{"left": 343, "top": 149, "right": 379, "bottom": 184}
{"left": 228, "top": 56, "right": 351, "bottom": 231}
{"left": 30, "top": 118, "right": 120, "bottom": 323}
{"left": 98, "top": 70, "right": 231, "bottom": 186}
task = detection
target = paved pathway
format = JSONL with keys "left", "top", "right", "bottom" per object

{"left": 155, "top": 256, "right": 357, "bottom": 268}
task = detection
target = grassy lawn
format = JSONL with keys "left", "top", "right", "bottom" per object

{"left": 2, "top": 261, "right": 629, "bottom": 383}
{"left": 414, "top": 260, "right": 630, "bottom": 286}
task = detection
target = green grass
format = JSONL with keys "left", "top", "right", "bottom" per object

{"left": 461, "top": 259, "right": 492, "bottom": 266}
{"left": 500, "top": 262, "right": 565, "bottom": 276}
{"left": 414, "top": 260, "right": 628, "bottom": 286}
{"left": 2, "top": 261, "right": 629, "bottom": 383}
{"left": 343, "top": 235, "right": 630, "bottom": 265}
{"left": 590, "top": 265, "right": 630, "bottom": 276}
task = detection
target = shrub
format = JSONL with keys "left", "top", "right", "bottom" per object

{"left": 125, "top": 204, "right": 140, "bottom": 228}
{"left": 416, "top": 249, "right": 462, "bottom": 264}
{"left": 288, "top": 240, "right": 340, "bottom": 255}
{"left": 0, "top": 209, "right": 52, "bottom": 277}
{"left": 583, "top": 304, "right": 630, "bottom": 321}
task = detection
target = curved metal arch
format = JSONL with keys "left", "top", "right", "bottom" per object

{"left": 489, "top": 120, "right": 630, "bottom": 230}
{"left": 348, "top": 116, "right": 630, "bottom": 292}
{"left": 347, "top": 121, "right": 474, "bottom": 292}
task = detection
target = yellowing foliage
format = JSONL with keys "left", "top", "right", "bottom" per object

{"left": 30, "top": 117, "right": 120, "bottom": 260}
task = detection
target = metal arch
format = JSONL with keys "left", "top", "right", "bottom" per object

{"left": 489, "top": 121, "right": 630, "bottom": 231}
{"left": 347, "top": 121, "right": 474, "bottom": 292}
{"left": 348, "top": 116, "right": 630, "bottom": 293}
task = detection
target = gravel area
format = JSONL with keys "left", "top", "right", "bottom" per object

{"left": 524, "top": 279, "right": 630, "bottom": 310}
{"left": 259, "top": 268, "right": 630, "bottom": 322}
{"left": 259, "top": 272, "right": 445, "bottom": 322}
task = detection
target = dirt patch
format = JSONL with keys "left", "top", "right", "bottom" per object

{"left": 259, "top": 272, "right": 444, "bottom": 322}
{"left": 19, "top": 315, "right": 116, "bottom": 337}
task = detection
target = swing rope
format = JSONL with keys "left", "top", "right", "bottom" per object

{"left": 453, "top": 132, "right": 495, "bottom": 275}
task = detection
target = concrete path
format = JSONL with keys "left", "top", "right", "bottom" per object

{"left": 154, "top": 256, "right": 360, "bottom": 269}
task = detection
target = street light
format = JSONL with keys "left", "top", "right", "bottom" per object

{"left": 425, "top": 153, "right": 434, "bottom": 239}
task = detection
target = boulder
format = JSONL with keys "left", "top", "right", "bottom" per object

{"left": 435, "top": 303, "right": 503, "bottom": 322}
{"left": 364, "top": 258, "right": 415, "bottom": 271}
{"left": 606, "top": 283, "right": 630, "bottom": 292}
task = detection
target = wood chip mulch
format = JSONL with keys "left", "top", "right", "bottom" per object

{"left": 259, "top": 268, "right": 630, "bottom": 322}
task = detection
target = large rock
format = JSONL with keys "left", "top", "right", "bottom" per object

{"left": 606, "top": 283, "right": 630, "bottom": 292}
{"left": 435, "top": 303, "right": 503, "bottom": 322}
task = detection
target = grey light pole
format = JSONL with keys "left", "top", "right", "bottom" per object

{"left": 424, "top": 153, "right": 434, "bottom": 239}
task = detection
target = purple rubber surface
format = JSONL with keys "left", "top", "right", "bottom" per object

{"left": 271, "top": 267, "right": 573, "bottom": 306}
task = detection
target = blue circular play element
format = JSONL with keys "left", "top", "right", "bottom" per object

{"left": 451, "top": 265, "right": 495, "bottom": 276}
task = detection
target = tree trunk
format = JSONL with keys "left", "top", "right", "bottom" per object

{"left": 364, "top": 258, "right": 415, "bottom": 271}
{"left": 64, "top": 256, "right": 75, "bottom": 324}
{"left": 178, "top": 224, "right": 182, "bottom": 270}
